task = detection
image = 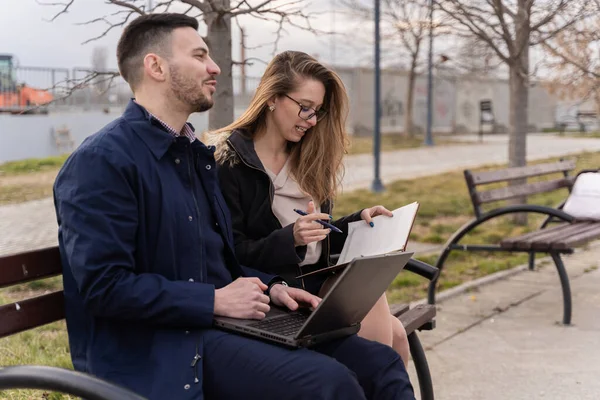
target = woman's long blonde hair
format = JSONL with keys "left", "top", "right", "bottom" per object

{"left": 211, "top": 51, "right": 349, "bottom": 205}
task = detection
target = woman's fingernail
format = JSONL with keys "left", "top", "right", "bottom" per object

{"left": 329, "top": 215, "right": 333, "bottom": 219}
{"left": 369, "top": 222, "right": 374, "bottom": 227}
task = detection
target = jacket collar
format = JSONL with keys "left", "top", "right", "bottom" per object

{"left": 227, "top": 129, "right": 333, "bottom": 212}
{"left": 227, "top": 129, "right": 266, "bottom": 171}
{"left": 123, "top": 99, "right": 197, "bottom": 160}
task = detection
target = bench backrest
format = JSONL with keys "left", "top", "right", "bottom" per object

{"left": 0, "top": 247, "right": 65, "bottom": 338}
{"left": 464, "top": 159, "right": 576, "bottom": 219}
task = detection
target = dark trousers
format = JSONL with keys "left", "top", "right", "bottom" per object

{"left": 202, "top": 330, "right": 415, "bottom": 400}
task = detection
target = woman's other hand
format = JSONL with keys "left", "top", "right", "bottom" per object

{"left": 293, "top": 201, "right": 331, "bottom": 246}
{"left": 360, "top": 205, "right": 393, "bottom": 227}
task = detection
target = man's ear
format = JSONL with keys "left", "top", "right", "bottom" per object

{"left": 143, "top": 53, "right": 167, "bottom": 83}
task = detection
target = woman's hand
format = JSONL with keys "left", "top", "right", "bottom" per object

{"left": 360, "top": 205, "right": 393, "bottom": 227}
{"left": 293, "top": 201, "right": 332, "bottom": 246}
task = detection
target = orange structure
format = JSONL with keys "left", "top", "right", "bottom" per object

{"left": 0, "top": 54, "right": 53, "bottom": 113}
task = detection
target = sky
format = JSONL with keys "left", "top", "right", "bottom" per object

{"left": 0, "top": 0, "right": 378, "bottom": 78}
{"left": 0, "top": 0, "right": 555, "bottom": 82}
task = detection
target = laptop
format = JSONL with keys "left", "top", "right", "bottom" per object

{"left": 213, "top": 252, "right": 413, "bottom": 348}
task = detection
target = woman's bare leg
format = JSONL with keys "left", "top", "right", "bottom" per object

{"left": 390, "top": 312, "right": 410, "bottom": 367}
{"left": 357, "top": 294, "right": 393, "bottom": 346}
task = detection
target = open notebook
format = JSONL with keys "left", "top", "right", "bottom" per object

{"left": 296, "top": 202, "right": 419, "bottom": 279}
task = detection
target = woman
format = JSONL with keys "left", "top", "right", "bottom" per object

{"left": 207, "top": 51, "right": 410, "bottom": 365}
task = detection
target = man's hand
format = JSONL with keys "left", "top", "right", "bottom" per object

{"left": 269, "top": 284, "right": 321, "bottom": 311}
{"left": 214, "top": 277, "right": 270, "bottom": 320}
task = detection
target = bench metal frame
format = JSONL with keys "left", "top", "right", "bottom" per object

{"left": 427, "top": 160, "right": 599, "bottom": 325}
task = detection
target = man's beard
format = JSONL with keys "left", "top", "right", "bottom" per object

{"left": 170, "top": 64, "right": 213, "bottom": 113}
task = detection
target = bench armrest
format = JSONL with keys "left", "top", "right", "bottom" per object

{"left": 330, "top": 254, "right": 439, "bottom": 282}
{"left": 0, "top": 366, "right": 147, "bottom": 400}
{"left": 405, "top": 259, "right": 439, "bottom": 282}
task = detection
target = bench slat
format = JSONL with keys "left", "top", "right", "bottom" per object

{"left": 0, "top": 247, "right": 62, "bottom": 289}
{"left": 397, "top": 304, "right": 436, "bottom": 336}
{"left": 529, "top": 223, "right": 600, "bottom": 250}
{"left": 467, "top": 160, "right": 576, "bottom": 186}
{"left": 390, "top": 303, "right": 410, "bottom": 318}
{"left": 0, "top": 291, "right": 65, "bottom": 338}
{"left": 513, "top": 223, "right": 594, "bottom": 250}
{"left": 500, "top": 223, "right": 572, "bottom": 247}
{"left": 500, "top": 222, "right": 600, "bottom": 251}
{"left": 476, "top": 177, "right": 574, "bottom": 205}
{"left": 551, "top": 223, "right": 600, "bottom": 250}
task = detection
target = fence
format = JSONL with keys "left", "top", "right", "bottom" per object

{"left": 1, "top": 66, "right": 132, "bottom": 113}
{"left": 3, "top": 64, "right": 597, "bottom": 134}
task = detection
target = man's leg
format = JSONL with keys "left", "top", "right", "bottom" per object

{"left": 314, "top": 334, "right": 415, "bottom": 400}
{"left": 202, "top": 330, "right": 366, "bottom": 400}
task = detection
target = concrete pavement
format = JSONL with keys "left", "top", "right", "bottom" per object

{"left": 407, "top": 241, "right": 600, "bottom": 400}
{"left": 342, "top": 133, "right": 600, "bottom": 191}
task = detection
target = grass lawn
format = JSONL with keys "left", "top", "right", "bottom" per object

{"left": 0, "top": 155, "right": 68, "bottom": 206}
{"left": 1, "top": 150, "right": 599, "bottom": 398}
{"left": 347, "top": 134, "right": 464, "bottom": 155}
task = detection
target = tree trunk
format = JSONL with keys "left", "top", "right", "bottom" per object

{"left": 205, "top": 1, "right": 234, "bottom": 130}
{"left": 404, "top": 58, "right": 417, "bottom": 138}
{"left": 508, "top": 43, "right": 529, "bottom": 224}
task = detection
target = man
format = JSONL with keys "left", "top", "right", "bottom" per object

{"left": 54, "top": 13, "right": 415, "bottom": 400}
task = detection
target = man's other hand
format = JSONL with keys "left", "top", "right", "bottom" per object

{"left": 269, "top": 285, "right": 321, "bottom": 311}
{"left": 214, "top": 277, "right": 270, "bottom": 319}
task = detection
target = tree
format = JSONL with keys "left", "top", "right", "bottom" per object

{"left": 39, "top": 0, "right": 316, "bottom": 130}
{"left": 339, "top": 0, "right": 450, "bottom": 137}
{"left": 453, "top": 36, "right": 504, "bottom": 77}
{"left": 542, "top": 13, "right": 600, "bottom": 117}
{"left": 436, "top": 0, "right": 592, "bottom": 169}
{"left": 435, "top": 0, "right": 593, "bottom": 222}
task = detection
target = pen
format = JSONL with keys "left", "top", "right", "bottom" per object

{"left": 293, "top": 209, "right": 343, "bottom": 233}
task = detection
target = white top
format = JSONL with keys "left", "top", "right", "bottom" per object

{"left": 264, "top": 159, "right": 322, "bottom": 266}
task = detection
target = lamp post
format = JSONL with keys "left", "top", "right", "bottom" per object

{"left": 424, "top": 0, "right": 434, "bottom": 147}
{"left": 372, "top": 0, "right": 385, "bottom": 192}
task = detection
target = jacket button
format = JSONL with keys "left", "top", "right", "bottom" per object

{"left": 205, "top": 164, "right": 211, "bottom": 170}
{"left": 175, "top": 158, "right": 180, "bottom": 164}
{"left": 188, "top": 216, "right": 193, "bottom": 221}
{"left": 184, "top": 384, "right": 190, "bottom": 390}
{"left": 189, "top": 278, "right": 194, "bottom": 282}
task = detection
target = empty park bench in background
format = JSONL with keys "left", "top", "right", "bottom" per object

{"left": 427, "top": 159, "right": 600, "bottom": 325}
{"left": 1, "top": 247, "right": 438, "bottom": 400}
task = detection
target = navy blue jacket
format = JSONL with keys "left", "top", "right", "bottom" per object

{"left": 53, "top": 100, "right": 276, "bottom": 399}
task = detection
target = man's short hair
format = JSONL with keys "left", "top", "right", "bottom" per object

{"left": 116, "top": 13, "right": 199, "bottom": 89}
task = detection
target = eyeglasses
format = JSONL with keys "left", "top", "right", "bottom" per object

{"left": 283, "top": 94, "right": 327, "bottom": 122}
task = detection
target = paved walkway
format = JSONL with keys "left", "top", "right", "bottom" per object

{"left": 342, "top": 133, "right": 600, "bottom": 191}
{"left": 408, "top": 241, "right": 600, "bottom": 400}
{"left": 2, "top": 134, "right": 600, "bottom": 256}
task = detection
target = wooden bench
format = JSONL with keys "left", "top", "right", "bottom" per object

{"left": 1, "top": 247, "right": 438, "bottom": 400}
{"left": 426, "top": 159, "right": 600, "bottom": 325}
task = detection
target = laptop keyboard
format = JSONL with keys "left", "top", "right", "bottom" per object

{"left": 248, "top": 313, "right": 308, "bottom": 336}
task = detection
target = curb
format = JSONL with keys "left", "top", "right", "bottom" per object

{"left": 408, "top": 256, "right": 547, "bottom": 308}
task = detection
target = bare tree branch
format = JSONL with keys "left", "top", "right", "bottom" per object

{"left": 36, "top": 0, "right": 75, "bottom": 22}
{"left": 107, "top": 0, "right": 147, "bottom": 16}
